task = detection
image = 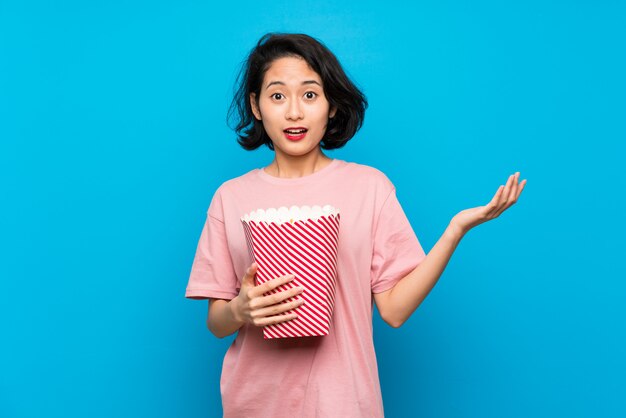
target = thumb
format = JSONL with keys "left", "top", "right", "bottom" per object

{"left": 242, "top": 262, "right": 258, "bottom": 287}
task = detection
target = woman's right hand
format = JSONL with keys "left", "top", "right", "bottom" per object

{"left": 231, "top": 262, "right": 305, "bottom": 327}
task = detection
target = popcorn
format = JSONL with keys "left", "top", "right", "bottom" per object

{"left": 240, "top": 205, "right": 341, "bottom": 339}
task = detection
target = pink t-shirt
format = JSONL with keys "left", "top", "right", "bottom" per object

{"left": 186, "top": 158, "right": 426, "bottom": 418}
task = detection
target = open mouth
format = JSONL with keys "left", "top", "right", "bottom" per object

{"left": 284, "top": 128, "right": 308, "bottom": 141}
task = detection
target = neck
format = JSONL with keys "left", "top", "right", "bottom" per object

{"left": 265, "top": 151, "right": 332, "bottom": 179}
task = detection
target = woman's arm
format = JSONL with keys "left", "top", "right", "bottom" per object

{"left": 207, "top": 298, "right": 246, "bottom": 339}
{"left": 374, "top": 224, "right": 463, "bottom": 328}
{"left": 374, "top": 172, "right": 526, "bottom": 328}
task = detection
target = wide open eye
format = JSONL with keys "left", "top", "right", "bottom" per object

{"left": 304, "top": 91, "right": 317, "bottom": 100}
{"left": 271, "top": 93, "right": 284, "bottom": 100}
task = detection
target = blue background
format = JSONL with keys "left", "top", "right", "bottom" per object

{"left": 1, "top": 1, "right": 624, "bottom": 417}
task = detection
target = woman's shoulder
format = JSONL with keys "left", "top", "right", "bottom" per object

{"left": 204, "top": 168, "right": 258, "bottom": 200}
{"left": 340, "top": 159, "right": 395, "bottom": 188}
{"left": 223, "top": 167, "right": 258, "bottom": 186}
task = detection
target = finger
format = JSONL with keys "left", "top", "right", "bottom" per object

{"left": 505, "top": 172, "right": 519, "bottom": 206}
{"left": 254, "top": 298, "right": 305, "bottom": 320}
{"left": 493, "top": 174, "right": 514, "bottom": 214}
{"left": 485, "top": 185, "right": 505, "bottom": 216}
{"left": 516, "top": 178, "right": 527, "bottom": 200}
{"left": 508, "top": 172, "right": 520, "bottom": 203}
{"left": 255, "top": 312, "right": 299, "bottom": 327}
{"left": 258, "top": 284, "right": 304, "bottom": 308}
{"left": 502, "top": 174, "right": 514, "bottom": 200}
{"left": 493, "top": 172, "right": 521, "bottom": 217}
{"left": 241, "top": 262, "right": 258, "bottom": 287}
{"left": 252, "top": 274, "right": 297, "bottom": 300}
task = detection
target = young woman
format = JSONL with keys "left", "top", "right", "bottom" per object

{"left": 185, "top": 32, "right": 526, "bottom": 418}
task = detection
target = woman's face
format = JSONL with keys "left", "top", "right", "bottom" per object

{"left": 250, "top": 56, "right": 337, "bottom": 159}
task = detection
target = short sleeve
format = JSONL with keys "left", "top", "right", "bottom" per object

{"left": 370, "top": 187, "right": 427, "bottom": 294}
{"left": 185, "top": 188, "right": 239, "bottom": 300}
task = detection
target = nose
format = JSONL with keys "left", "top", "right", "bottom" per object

{"left": 285, "top": 98, "right": 304, "bottom": 120}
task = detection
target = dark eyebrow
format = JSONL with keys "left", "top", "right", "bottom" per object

{"left": 265, "top": 80, "right": 322, "bottom": 89}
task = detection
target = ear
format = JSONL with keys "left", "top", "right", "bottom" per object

{"left": 329, "top": 105, "right": 337, "bottom": 119}
{"left": 250, "top": 93, "right": 262, "bottom": 121}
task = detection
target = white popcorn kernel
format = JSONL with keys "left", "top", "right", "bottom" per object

{"left": 241, "top": 205, "right": 340, "bottom": 225}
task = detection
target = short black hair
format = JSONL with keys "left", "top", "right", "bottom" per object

{"left": 227, "top": 32, "right": 368, "bottom": 151}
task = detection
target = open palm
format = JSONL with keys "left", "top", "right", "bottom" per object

{"left": 451, "top": 172, "right": 527, "bottom": 235}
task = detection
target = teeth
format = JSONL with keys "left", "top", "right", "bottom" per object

{"left": 286, "top": 129, "right": 306, "bottom": 134}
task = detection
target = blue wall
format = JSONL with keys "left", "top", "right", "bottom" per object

{"left": 1, "top": 1, "right": 624, "bottom": 417}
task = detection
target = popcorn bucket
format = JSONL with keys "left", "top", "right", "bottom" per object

{"left": 240, "top": 205, "right": 341, "bottom": 339}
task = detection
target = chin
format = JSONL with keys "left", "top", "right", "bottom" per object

{"left": 277, "top": 139, "right": 319, "bottom": 150}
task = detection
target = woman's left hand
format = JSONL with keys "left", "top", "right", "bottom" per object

{"left": 450, "top": 172, "right": 526, "bottom": 236}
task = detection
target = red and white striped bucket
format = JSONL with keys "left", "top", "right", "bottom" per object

{"left": 240, "top": 205, "right": 341, "bottom": 339}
